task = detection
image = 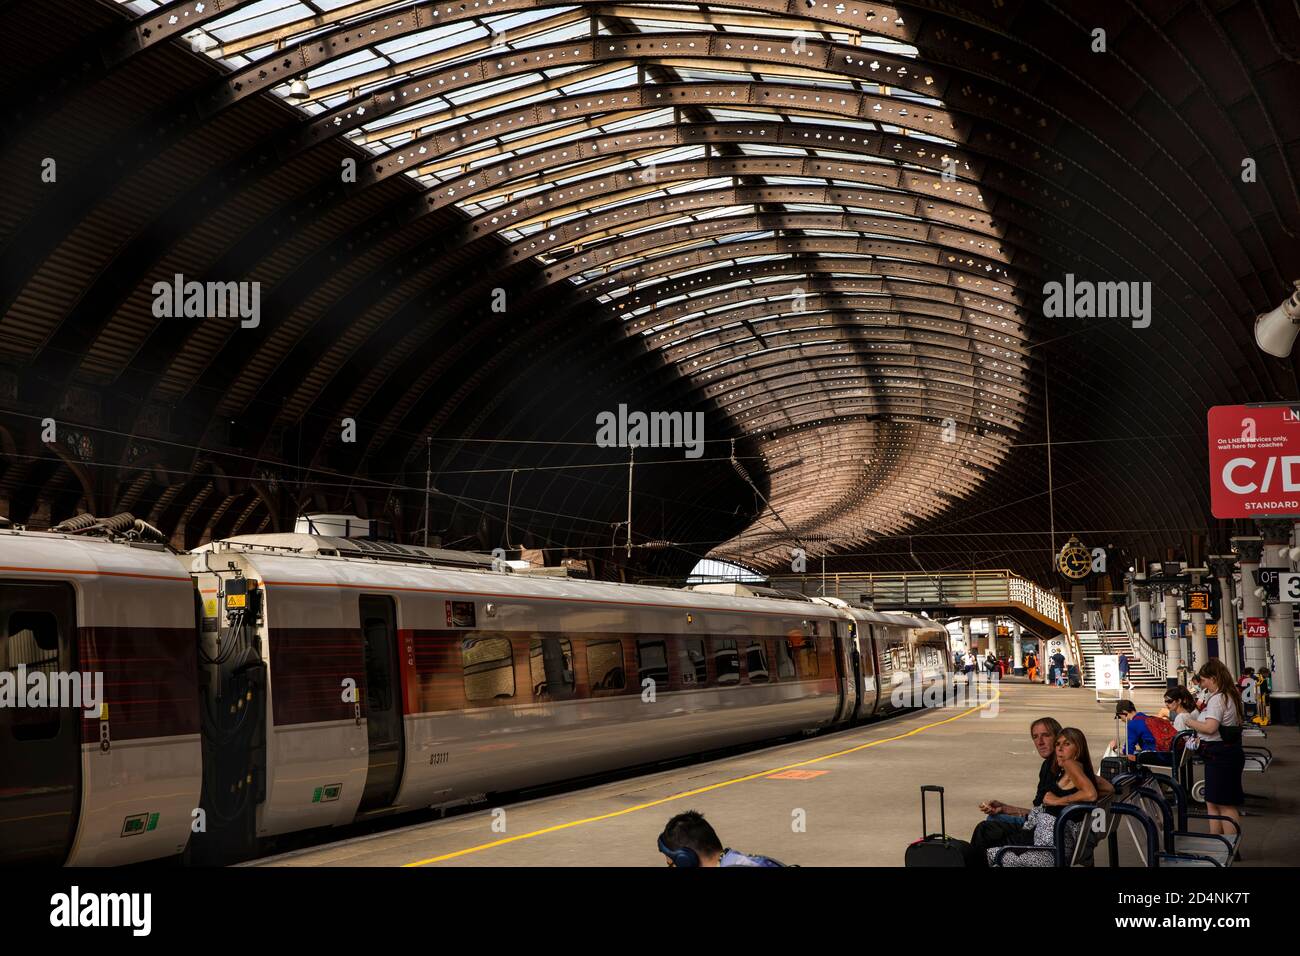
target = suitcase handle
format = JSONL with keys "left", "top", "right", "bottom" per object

{"left": 920, "top": 784, "right": 945, "bottom": 839}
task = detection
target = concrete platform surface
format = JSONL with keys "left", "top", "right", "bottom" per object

{"left": 248, "top": 679, "right": 1299, "bottom": 867}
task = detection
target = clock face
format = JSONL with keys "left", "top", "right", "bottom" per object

{"left": 1058, "top": 542, "right": 1091, "bottom": 579}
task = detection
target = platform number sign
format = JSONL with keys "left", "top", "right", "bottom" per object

{"left": 1183, "top": 586, "right": 1211, "bottom": 612}
{"left": 1253, "top": 568, "right": 1287, "bottom": 602}
{"left": 1280, "top": 572, "right": 1300, "bottom": 604}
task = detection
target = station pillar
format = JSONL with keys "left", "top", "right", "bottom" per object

{"left": 1012, "top": 621, "right": 1024, "bottom": 675}
{"left": 1188, "top": 568, "right": 1208, "bottom": 674}
{"left": 1163, "top": 590, "right": 1181, "bottom": 690}
{"left": 1258, "top": 520, "right": 1300, "bottom": 724}
{"left": 1209, "top": 556, "right": 1240, "bottom": 678}
{"left": 1234, "top": 536, "right": 1267, "bottom": 674}
{"left": 1273, "top": 523, "right": 1300, "bottom": 725}
{"left": 961, "top": 618, "right": 972, "bottom": 657}
{"left": 1135, "top": 575, "right": 1153, "bottom": 649}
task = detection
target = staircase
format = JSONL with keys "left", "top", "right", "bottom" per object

{"left": 1074, "top": 630, "right": 1166, "bottom": 689}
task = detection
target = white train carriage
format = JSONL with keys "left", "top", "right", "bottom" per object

{"left": 0, "top": 529, "right": 202, "bottom": 866}
{"left": 187, "top": 534, "right": 854, "bottom": 847}
{"left": 2, "top": 524, "right": 951, "bottom": 865}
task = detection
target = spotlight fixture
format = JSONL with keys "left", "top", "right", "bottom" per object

{"left": 288, "top": 79, "right": 311, "bottom": 101}
{"left": 1253, "top": 280, "right": 1300, "bottom": 357}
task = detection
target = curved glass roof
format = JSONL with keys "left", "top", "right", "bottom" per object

{"left": 114, "top": 0, "right": 1030, "bottom": 567}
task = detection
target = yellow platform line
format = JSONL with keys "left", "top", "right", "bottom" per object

{"left": 403, "top": 686, "right": 1001, "bottom": 866}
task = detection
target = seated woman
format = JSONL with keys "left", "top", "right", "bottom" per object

{"left": 985, "top": 727, "right": 1100, "bottom": 867}
{"left": 1166, "top": 686, "right": 1198, "bottom": 734}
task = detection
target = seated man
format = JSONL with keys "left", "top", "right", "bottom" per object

{"left": 657, "top": 810, "right": 786, "bottom": 867}
{"left": 976, "top": 717, "right": 1061, "bottom": 829}
{"left": 971, "top": 717, "right": 1112, "bottom": 863}
{"left": 1112, "top": 699, "right": 1174, "bottom": 766}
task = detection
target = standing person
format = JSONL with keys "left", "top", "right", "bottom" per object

{"left": 1118, "top": 652, "right": 1132, "bottom": 690}
{"left": 985, "top": 650, "right": 997, "bottom": 676}
{"left": 1182, "top": 660, "right": 1245, "bottom": 844}
{"left": 1024, "top": 649, "right": 1039, "bottom": 682}
{"left": 1051, "top": 648, "right": 1066, "bottom": 687}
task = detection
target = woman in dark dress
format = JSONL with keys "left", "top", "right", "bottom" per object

{"left": 1184, "top": 659, "right": 1245, "bottom": 840}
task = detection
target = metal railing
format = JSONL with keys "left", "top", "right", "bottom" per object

{"left": 1118, "top": 602, "right": 1167, "bottom": 681}
{"left": 765, "top": 568, "right": 1061, "bottom": 620}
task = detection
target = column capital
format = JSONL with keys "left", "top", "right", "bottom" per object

{"left": 1207, "top": 555, "right": 1236, "bottom": 578}
{"left": 1255, "top": 518, "right": 1293, "bottom": 545}
{"left": 1231, "top": 535, "right": 1264, "bottom": 563}
{"left": 1133, "top": 584, "right": 1152, "bottom": 602}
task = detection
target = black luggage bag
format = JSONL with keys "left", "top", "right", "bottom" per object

{"left": 904, "top": 785, "right": 975, "bottom": 866}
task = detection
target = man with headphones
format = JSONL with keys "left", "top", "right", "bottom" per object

{"left": 657, "top": 810, "right": 787, "bottom": 867}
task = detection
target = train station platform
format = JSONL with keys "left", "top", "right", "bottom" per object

{"left": 250, "top": 680, "right": 1298, "bottom": 867}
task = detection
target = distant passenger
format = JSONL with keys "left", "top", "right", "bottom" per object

{"left": 1164, "top": 687, "right": 1198, "bottom": 735}
{"left": 1110, "top": 699, "right": 1175, "bottom": 766}
{"left": 1024, "top": 650, "right": 1038, "bottom": 682}
{"left": 985, "top": 651, "right": 997, "bottom": 675}
{"left": 1190, "top": 673, "right": 1209, "bottom": 709}
{"left": 1118, "top": 652, "right": 1132, "bottom": 690}
{"left": 1050, "top": 649, "right": 1066, "bottom": 686}
{"left": 657, "top": 810, "right": 786, "bottom": 867}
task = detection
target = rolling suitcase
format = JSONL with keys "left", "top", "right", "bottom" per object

{"left": 904, "top": 785, "right": 975, "bottom": 866}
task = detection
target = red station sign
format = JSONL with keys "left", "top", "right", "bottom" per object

{"left": 1245, "top": 617, "right": 1268, "bottom": 638}
{"left": 1208, "top": 404, "right": 1300, "bottom": 518}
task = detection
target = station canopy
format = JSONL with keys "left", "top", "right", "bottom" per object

{"left": 0, "top": 1, "right": 1296, "bottom": 579}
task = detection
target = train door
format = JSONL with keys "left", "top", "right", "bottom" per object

{"left": 847, "top": 621, "right": 863, "bottom": 720}
{"left": 0, "top": 581, "right": 80, "bottom": 865}
{"left": 863, "top": 623, "right": 884, "bottom": 716}
{"left": 358, "top": 595, "right": 404, "bottom": 813}
{"left": 831, "top": 622, "right": 853, "bottom": 723}
{"left": 832, "top": 624, "right": 852, "bottom": 723}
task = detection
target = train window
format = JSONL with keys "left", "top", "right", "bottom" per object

{"left": 677, "top": 638, "right": 707, "bottom": 686}
{"left": 2, "top": 611, "right": 61, "bottom": 738}
{"left": 792, "top": 637, "right": 819, "bottom": 678}
{"left": 587, "top": 640, "right": 626, "bottom": 692}
{"left": 745, "top": 641, "right": 769, "bottom": 684}
{"left": 636, "top": 640, "right": 669, "bottom": 689}
{"left": 528, "top": 636, "right": 575, "bottom": 699}
{"left": 774, "top": 639, "right": 795, "bottom": 679}
{"left": 462, "top": 637, "right": 515, "bottom": 702}
{"left": 711, "top": 638, "right": 739, "bottom": 685}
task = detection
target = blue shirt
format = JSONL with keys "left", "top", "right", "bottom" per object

{"left": 1126, "top": 713, "right": 1157, "bottom": 753}
{"left": 720, "top": 848, "right": 784, "bottom": 867}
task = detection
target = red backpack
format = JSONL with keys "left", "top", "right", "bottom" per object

{"left": 1142, "top": 714, "right": 1178, "bottom": 752}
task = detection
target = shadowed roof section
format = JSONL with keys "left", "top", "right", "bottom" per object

{"left": 0, "top": 0, "right": 1297, "bottom": 582}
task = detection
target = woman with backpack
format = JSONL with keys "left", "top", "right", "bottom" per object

{"left": 1183, "top": 659, "right": 1245, "bottom": 842}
